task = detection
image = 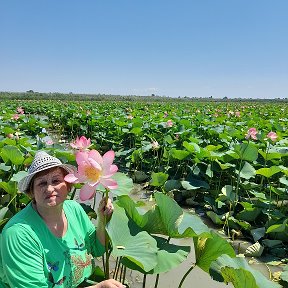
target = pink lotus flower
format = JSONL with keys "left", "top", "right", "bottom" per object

{"left": 245, "top": 128, "right": 258, "bottom": 140}
{"left": 46, "top": 139, "right": 54, "bottom": 145}
{"left": 70, "top": 136, "right": 91, "bottom": 151}
{"left": 235, "top": 111, "right": 240, "bottom": 117}
{"left": 17, "top": 107, "right": 25, "bottom": 114}
{"left": 64, "top": 150, "right": 118, "bottom": 201}
{"left": 12, "top": 114, "right": 19, "bottom": 120}
{"left": 166, "top": 119, "right": 173, "bottom": 127}
{"left": 267, "top": 131, "right": 278, "bottom": 142}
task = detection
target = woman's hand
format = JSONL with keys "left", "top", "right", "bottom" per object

{"left": 96, "top": 197, "right": 114, "bottom": 245}
{"left": 97, "top": 197, "right": 114, "bottom": 223}
{"left": 94, "top": 279, "right": 126, "bottom": 288}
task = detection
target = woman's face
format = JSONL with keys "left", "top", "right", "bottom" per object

{"left": 31, "top": 167, "right": 70, "bottom": 209}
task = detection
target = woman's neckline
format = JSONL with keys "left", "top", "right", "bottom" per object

{"left": 32, "top": 202, "right": 69, "bottom": 239}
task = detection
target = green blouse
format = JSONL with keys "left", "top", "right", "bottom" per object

{"left": 0, "top": 200, "right": 105, "bottom": 288}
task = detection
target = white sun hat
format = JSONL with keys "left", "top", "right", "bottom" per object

{"left": 18, "top": 151, "right": 76, "bottom": 193}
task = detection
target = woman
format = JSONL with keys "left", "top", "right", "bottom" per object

{"left": 0, "top": 151, "right": 125, "bottom": 288}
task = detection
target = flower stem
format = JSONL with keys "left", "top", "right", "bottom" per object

{"left": 154, "top": 274, "right": 160, "bottom": 288}
{"left": 104, "top": 189, "right": 110, "bottom": 279}
{"left": 178, "top": 263, "right": 196, "bottom": 288}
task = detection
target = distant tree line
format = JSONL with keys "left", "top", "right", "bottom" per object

{"left": 0, "top": 91, "right": 287, "bottom": 103}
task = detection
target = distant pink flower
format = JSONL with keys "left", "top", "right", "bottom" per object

{"left": 64, "top": 150, "right": 118, "bottom": 201}
{"left": 70, "top": 136, "right": 91, "bottom": 151}
{"left": 245, "top": 128, "right": 258, "bottom": 140}
{"left": 235, "top": 111, "right": 240, "bottom": 117}
{"left": 166, "top": 119, "right": 173, "bottom": 127}
{"left": 12, "top": 114, "right": 19, "bottom": 120}
{"left": 46, "top": 139, "right": 54, "bottom": 145}
{"left": 17, "top": 107, "right": 24, "bottom": 114}
{"left": 151, "top": 140, "right": 160, "bottom": 150}
{"left": 267, "top": 131, "right": 278, "bottom": 142}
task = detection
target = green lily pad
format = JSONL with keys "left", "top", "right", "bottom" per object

{"left": 194, "top": 231, "right": 235, "bottom": 273}
{"left": 111, "top": 172, "right": 133, "bottom": 196}
{"left": 1, "top": 145, "right": 24, "bottom": 165}
{"left": 107, "top": 205, "right": 158, "bottom": 272}
{"left": 121, "top": 235, "right": 190, "bottom": 274}
{"left": 256, "top": 166, "right": 282, "bottom": 178}
{"left": 234, "top": 143, "right": 258, "bottom": 162}
{"left": 150, "top": 172, "right": 169, "bottom": 187}
{"left": 206, "top": 211, "right": 224, "bottom": 225}
{"left": 170, "top": 148, "right": 190, "bottom": 160}
{"left": 239, "top": 162, "right": 256, "bottom": 179}
{"left": 209, "top": 254, "right": 281, "bottom": 288}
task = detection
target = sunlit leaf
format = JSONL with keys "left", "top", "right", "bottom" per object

{"left": 256, "top": 166, "right": 282, "bottom": 178}
{"left": 239, "top": 161, "right": 256, "bottom": 179}
{"left": 1, "top": 145, "right": 24, "bottom": 165}
{"left": 234, "top": 143, "right": 258, "bottom": 162}
{"left": 194, "top": 231, "right": 235, "bottom": 273}
{"left": 110, "top": 172, "right": 133, "bottom": 196}
{"left": 150, "top": 172, "right": 169, "bottom": 187}
{"left": 107, "top": 205, "right": 158, "bottom": 272}
{"left": 209, "top": 254, "right": 281, "bottom": 288}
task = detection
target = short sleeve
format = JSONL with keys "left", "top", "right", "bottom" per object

{"left": 1, "top": 224, "right": 48, "bottom": 288}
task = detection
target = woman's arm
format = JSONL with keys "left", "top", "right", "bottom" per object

{"left": 1, "top": 226, "right": 48, "bottom": 288}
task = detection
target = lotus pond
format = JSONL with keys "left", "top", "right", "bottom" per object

{"left": 0, "top": 98, "right": 287, "bottom": 287}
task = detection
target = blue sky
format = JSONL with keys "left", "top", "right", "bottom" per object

{"left": 0, "top": 0, "right": 287, "bottom": 98}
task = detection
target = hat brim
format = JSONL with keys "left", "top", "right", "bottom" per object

{"left": 18, "top": 163, "right": 76, "bottom": 193}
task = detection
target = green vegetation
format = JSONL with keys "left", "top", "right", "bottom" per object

{"left": 0, "top": 94, "right": 287, "bottom": 287}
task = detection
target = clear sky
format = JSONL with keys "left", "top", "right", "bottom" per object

{"left": 0, "top": 0, "right": 287, "bottom": 99}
